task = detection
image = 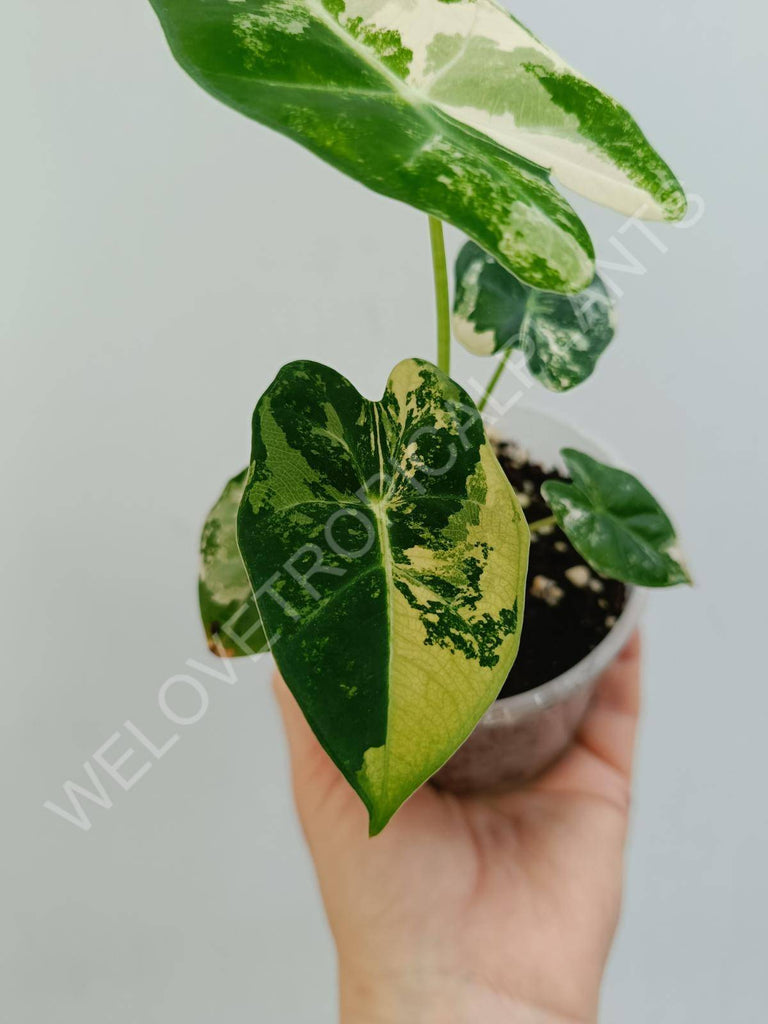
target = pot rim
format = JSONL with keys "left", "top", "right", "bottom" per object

{"left": 481, "top": 408, "right": 647, "bottom": 729}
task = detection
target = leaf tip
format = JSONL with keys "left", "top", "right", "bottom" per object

{"left": 362, "top": 789, "right": 400, "bottom": 838}
{"left": 670, "top": 550, "right": 695, "bottom": 588}
{"left": 367, "top": 812, "right": 389, "bottom": 838}
{"left": 661, "top": 183, "right": 689, "bottom": 223}
{"left": 205, "top": 630, "right": 236, "bottom": 658}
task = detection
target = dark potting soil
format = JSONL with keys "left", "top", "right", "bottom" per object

{"left": 495, "top": 440, "right": 627, "bottom": 701}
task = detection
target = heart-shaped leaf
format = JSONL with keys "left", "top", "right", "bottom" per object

{"left": 237, "top": 358, "right": 529, "bottom": 833}
{"left": 199, "top": 469, "right": 267, "bottom": 657}
{"left": 149, "top": 0, "right": 685, "bottom": 292}
{"left": 541, "top": 449, "right": 691, "bottom": 587}
{"left": 453, "top": 240, "right": 616, "bottom": 392}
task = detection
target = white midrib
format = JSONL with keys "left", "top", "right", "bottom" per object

{"left": 517, "top": 291, "right": 535, "bottom": 350}
{"left": 369, "top": 405, "right": 394, "bottom": 806}
{"left": 420, "top": 0, "right": 481, "bottom": 93}
{"left": 306, "top": 0, "right": 422, "bottom": 106}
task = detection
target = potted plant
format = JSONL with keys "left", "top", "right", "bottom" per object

{"left": 151, "top": 0, "right": 690, "bottom": 835}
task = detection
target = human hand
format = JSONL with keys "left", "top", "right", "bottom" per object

{"left": 273, "top": 634, "right": 641, "bottom": 1024}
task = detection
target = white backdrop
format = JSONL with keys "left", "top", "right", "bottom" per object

{"left": 3, "top": 1, "right": 766, "bottom": 1020}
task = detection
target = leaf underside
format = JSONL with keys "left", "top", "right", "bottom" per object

{"left": 237, "top": 358, "right": 530, "bottom": 832}
{"left": 199, "top": 469, "right": 267, "bottom": 657}
{"left": 542, "top": 448, "right": 691, "bottom": 587}
{"left": 149, "top": 0, "right": 686, "bottom": 292}
{"left": 452, "top": 240, "right": 616, "bottom": 392}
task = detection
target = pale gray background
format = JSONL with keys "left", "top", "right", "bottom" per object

{"left": 2, "top": 1, "right": 766, "bottom": 1020}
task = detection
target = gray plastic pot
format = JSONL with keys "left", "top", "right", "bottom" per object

{"left": 434, "top": 408, "right": 645, "bottom": 794}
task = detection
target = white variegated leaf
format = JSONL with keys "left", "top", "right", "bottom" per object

{"left": 150, "top": 0, "right": 686, "bottom": 292}
{"left": 453, "top": 240, "right": 616, "bottom": 391}
{"left": 199, "top": 469, "right": 267, "bottom": 657}
{"left": 344, "top": 0, "right": 684, "bottom": 220}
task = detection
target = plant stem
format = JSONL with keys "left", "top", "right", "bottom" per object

{"left": 428, "top": 216, "right": 451, "bottom": 376}
{"left": 528, "top": 514, "right": 557, "bottom": 534}
{"left": 477, "top": 349, "right": 511, "bottom": 412}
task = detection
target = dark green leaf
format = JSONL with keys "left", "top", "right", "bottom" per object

{"left": 541, "top": 449, "right": 691, "bottom": 587}
{"left": 452, "top": 240, "right": 616, "bottom": 392}
{"left": 238, "top": 358, "right": 529, "bottom": 832}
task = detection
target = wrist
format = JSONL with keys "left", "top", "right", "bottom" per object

{"left": 339, "top": 967, "right": 591, "bottom": 1024}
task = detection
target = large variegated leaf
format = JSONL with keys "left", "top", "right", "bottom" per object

{"left": 199, "top": 469, "right": 267, "bottom": 657}
{"left": 542, "top": 449, "right": 691, "bottom": 587}
{"left": 237, "top": 358, "right": 529, "bottom": 832}
{"left": 149, "top": 0, "right": 685, "bottom": 292}
{"left": 453, "top": 240, "right": 616, "bottom": 392}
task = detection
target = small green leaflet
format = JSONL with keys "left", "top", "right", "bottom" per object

{"left": 237, "top": 358, "right": 529, "bottom": 833}
{"left": 452, "top": 240, "right": 616, "bottom": 392}
{"left": 199, "top": 469, "right": 267, "bottom": 657}
{"left": 149, "top": 0, "right": 685, "bottom": 293}
{"left": 541, "top": 449, "right": 691, "bottom": 587}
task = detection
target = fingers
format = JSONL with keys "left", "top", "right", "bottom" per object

{"left": 272, "top": 672, "right": 337, "bottom": 787}
{"left": 576, "top": 632, "right": 642, "bottom": 780}
{"left": 529, "top": 633, "right": 642, "bottom": 811}
{"left": 591, "top": 632, "right": 642, "bottom": 718}
{"left": 272, "top": 671, "right": 321, "bottom": 773}
{"left": 272, "top": 671, "right": 361, "bottom": 832}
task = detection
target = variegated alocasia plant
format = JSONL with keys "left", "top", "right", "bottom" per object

{"left": 198, "top": 361, "right": 689, "bottom": 833}
{"left": 146, "top": 0, "right": 693, "bottom": 832}
{"left": 149, "top": 0, "right": 686, "bottom": 292}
